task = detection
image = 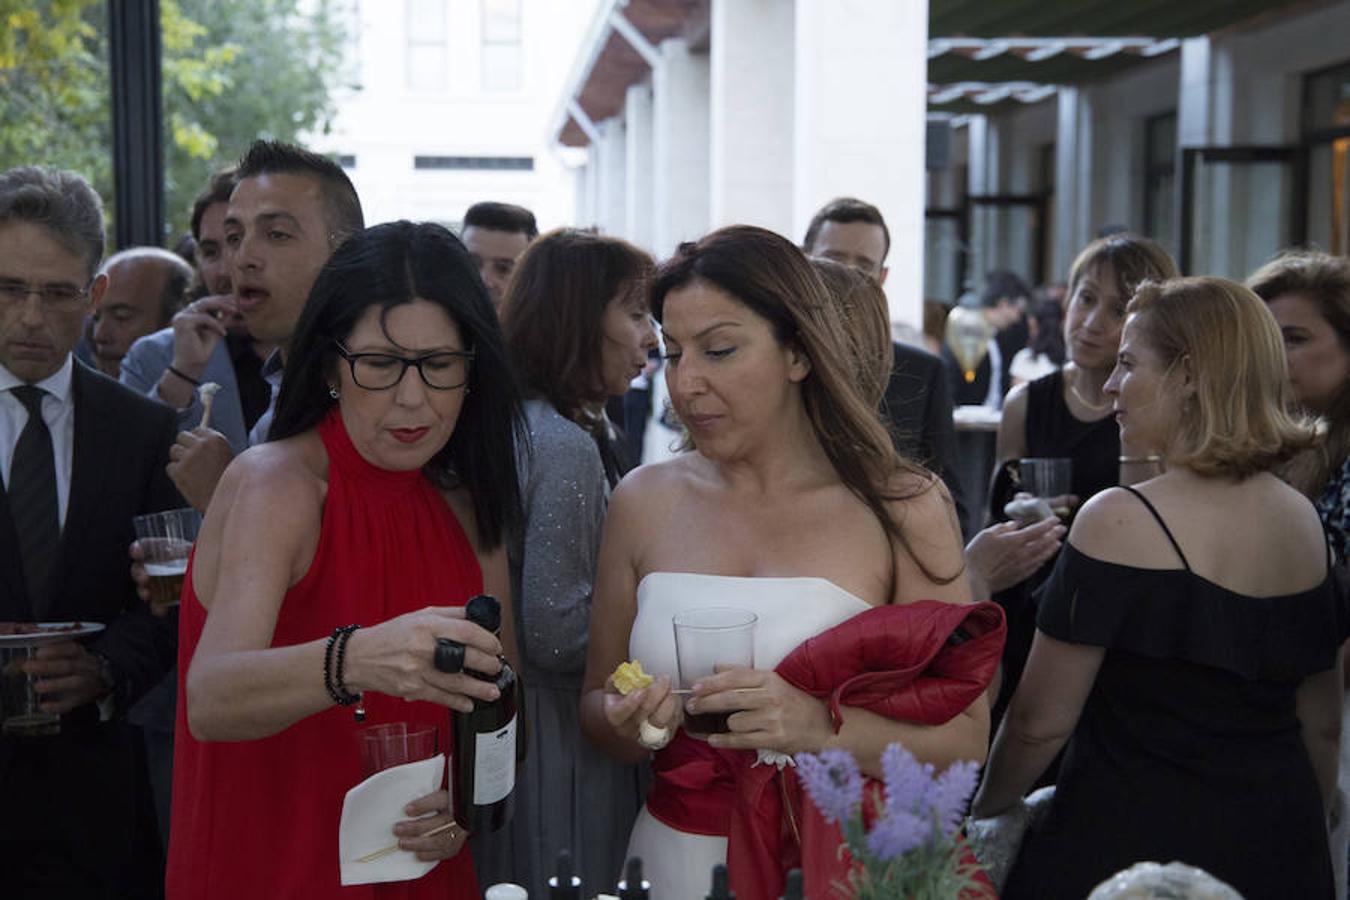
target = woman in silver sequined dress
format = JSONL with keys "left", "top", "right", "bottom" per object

{"left": 471, "top": 229, "right": 658, "bottom": 896}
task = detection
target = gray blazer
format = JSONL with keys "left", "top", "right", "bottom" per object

{"left": 119, "top": 327, "right": 250, "bottom": 453}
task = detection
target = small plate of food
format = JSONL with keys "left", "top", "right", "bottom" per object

{"left": 0, "top": 621, "right": 105, "bottom": 647}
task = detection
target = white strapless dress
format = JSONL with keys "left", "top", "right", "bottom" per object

{"left": 625, "top": 572, "right": 871, "bottom": 899}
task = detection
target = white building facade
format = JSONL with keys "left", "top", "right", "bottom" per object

{"left": 310, "top": 0, "right": 602, "bottom": 231}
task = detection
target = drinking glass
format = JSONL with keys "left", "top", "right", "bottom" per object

{"left": 133, "top": 508, "right": 201, "bottom": 611}
{"left": 358, "top": 722, "right": 440, "bottom": 776}
{"left": 672, "top": 608, "right": 756, "bottom": 738}
{"left": 1018, "top": 458, "right": 1073, "bottom": 516}
{"left": 0, "top": 646, "right": 59, "bottom": 737}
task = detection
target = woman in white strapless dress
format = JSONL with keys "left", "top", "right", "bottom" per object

{"left": 579, "top": 227, "right": 989, "bottom": 900}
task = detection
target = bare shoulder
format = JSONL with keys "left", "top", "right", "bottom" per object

{"left": 1066, "top": 487, "right": 1152, "bottom": 562}
{"left": 611, "top": 454, "right": 703, "bottom": 510}
{"left": 1250, "top": 474, "right": 1331, "bottom": 564}
{"left": 215, "top": 434, "right": 326, "bottom": 523}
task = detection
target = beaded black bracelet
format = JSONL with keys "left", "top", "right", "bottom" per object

{"left": 324, "top": 624, "right": 362, "bottom": 706}
{"left": 322, "top": 627, "right": 343, "bottom": 703}
{"left": 332, "top": 624, "right": 365, "bottom": 721}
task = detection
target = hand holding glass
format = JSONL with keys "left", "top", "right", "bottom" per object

{"left": 673, "top": 608, "right": 756, "bottom": 738}
{"left": 133, "top": 508, "right": 201, "bottom": 610}
{"left": 1018, "top": 458, "right": 1073, "bottom": 518}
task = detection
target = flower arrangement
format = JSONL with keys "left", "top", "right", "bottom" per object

{"left": 795, "top": 744, "right": 984, "bottom": 900}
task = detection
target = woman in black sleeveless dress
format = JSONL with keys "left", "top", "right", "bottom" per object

{"left": 973, "top": 276, "right": 1344, "bottom": 900}
{"left": 973, "top": 235, "right": 1179, "bottom": 730}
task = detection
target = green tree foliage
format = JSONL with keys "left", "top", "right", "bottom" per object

{"left": 0, "top": 0, "right": 351, "bottom": 247}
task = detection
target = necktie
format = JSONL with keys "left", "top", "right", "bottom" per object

{"left": 8, "top": 385, "right": 59, "bottom": 610}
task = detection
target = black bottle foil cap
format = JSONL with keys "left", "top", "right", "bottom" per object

{"left": 466, "top": 594, "right": 501, "bottom": 634}
{"left": 706, "top": 863, "right": 734, "bottom": 900}
{"left": 781, "top": 868, "right": 803, "bottom": 900}
{"left": 618, "top": 856, "right": 649, "bottom": 899}
{"left": 549, "top": 849, "right": 581, "bottom": 899}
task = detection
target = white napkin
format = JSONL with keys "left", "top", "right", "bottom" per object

{"left": 339, "top": 753, "right": 447, "bottom": 886}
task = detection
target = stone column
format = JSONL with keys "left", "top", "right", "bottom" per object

{"left": 709, "top": 0, "right": 795, "bottom": 236}
{"left": 792, "top": 0, "right": 928, "bottom": 328}
{"left": 624, "top": 82, "right": 655, "bottom": 252}
{"left": 596, "top": 116, "right": 628, "bottom": 235}
{"left": 651, "top": 38, "right": 711, "bottom": 260}
{"left": 1052, "top": 86, "right": 1094, "bottom": 277}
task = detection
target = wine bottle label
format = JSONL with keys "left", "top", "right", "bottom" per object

{"left": 473, "top": 714, "right": 517, "bottom": 805}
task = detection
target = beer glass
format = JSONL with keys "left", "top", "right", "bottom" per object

{"left": 133, "top": 508, "right": 201, "bottom": 611}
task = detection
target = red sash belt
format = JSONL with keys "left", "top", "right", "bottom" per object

{"left": 646, "top": 730, "right": 743, "bottom": 837}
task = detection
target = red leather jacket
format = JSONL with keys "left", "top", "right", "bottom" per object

{"left": 646, "top": 600, "right": 1005, "bottom": 900}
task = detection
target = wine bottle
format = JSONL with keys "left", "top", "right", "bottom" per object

{"left": 451, "top": 594, "right": 519, "bottom": 832}
{"left": 780, "top": 869, "right": 803, "bottom": 900}
{"left": 706, "top": 863, "right": 734, "bottom": 900}
{"left": 618, "top": 857, "right": 649, "bottom": 900}
{"left": 549, "top": 849, "right": 582, "bottom": 900}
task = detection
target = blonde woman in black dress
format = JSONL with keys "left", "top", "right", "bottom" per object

{"left": 973, "top": 277, "right": 1343, "bottom": 899}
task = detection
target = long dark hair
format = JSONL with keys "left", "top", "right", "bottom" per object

{"left": 270, "top": 220, "right": 524, "bottom": 550}
{"left": 652, "top": 226, "right": 957, "bottom": 584}
{"left": 501, "top": 228, "right": 651, "bottom": 421}
{"left": 500, "top": 228, "right": 652, "bottom": 485}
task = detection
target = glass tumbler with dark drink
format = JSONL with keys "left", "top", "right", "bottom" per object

{"left": 673, "top": 607, "right": 756, "bottom": 738}
{"left": 133, "top": 508, "right": 201, "bottom": 611}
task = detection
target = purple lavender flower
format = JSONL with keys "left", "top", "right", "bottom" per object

{"left": 880, "top": 743, "right": 934, "bottom": 817}
{"left": 928, "top": 759, "right": 980, "bottom": 838}
{"left": 795, "top": 748, "right": 863, "bottom": 826}
{"left": 865, "top": 806, "right": 927, "bottom": 860}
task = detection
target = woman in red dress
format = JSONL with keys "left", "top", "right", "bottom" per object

{"left": 166, "top": 221, "right": 525, "bottom": 898}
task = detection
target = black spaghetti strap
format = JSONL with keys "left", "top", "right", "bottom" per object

{"left": 1118, "top": 485, "right": 1192, "bottom": 571}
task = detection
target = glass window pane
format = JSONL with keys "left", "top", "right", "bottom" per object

{"left": 925, "top": 217, "right": 962, "bottom": 303}
{"left": 408, "top": 0, "right": 447, "bottom": 36}
{"left": 408, "top": 45, "right": 448, "bottom": 92}
{"left": 1304, "top": 62, "right": 1350, "bottom": 134}
{"left": 481, "top": 43, "right": 521, "bottom": 92}
{"left": 482, "top": 0, "right": 521, "bottom": 42}
{"left": 1189, "top": 158, "right": 1295, "bottom": 279}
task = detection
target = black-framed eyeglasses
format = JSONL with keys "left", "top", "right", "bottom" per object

{"left": 333, "top": 341, "right": 474, "bottom": 391}
{"left": 0, "top": 278, "right": 90, "bottom": 311}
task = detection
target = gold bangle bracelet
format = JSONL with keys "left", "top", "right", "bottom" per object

{"left": 1119, "top": 455, "right": 1163, "bottom": 464}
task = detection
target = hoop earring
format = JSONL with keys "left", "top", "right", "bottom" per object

{"left": 329, "top": 386, "right": 339, "bottom": 400}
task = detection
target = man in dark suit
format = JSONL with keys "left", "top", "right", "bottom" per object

{"left": 802, "top": 197, "right": 969, "bottom": 534}
{"left": 0, "top": 165, "right": 181, "bottom": 896}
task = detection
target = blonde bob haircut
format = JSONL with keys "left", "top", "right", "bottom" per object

{"left": 809, "top": 257, "right": 893, "bottom": 409}
{"left": 1127, "top": 276, "right": 1317, "bottom": 479}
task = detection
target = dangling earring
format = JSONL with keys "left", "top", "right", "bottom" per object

{"left": 329, "top": 386, "right": 340, "bottom": 400}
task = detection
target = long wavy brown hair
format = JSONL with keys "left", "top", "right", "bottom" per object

{"left": 652, "top": 226, "right": 959, "bottom": 584}
{"left": 809, "top": 257, "right": 893, "bottom": 409}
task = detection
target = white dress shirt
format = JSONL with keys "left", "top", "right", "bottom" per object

{"left": 0, "top": 355, "right": 76, "bottom": 530}
{"left": 982, "top": 337, "right": 1005, "bottom": 410}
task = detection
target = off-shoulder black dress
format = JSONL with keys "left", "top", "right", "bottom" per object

{"left": 1004, "top": 487, "right": 1345, "bottom": 900}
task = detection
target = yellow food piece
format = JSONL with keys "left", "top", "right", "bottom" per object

{"left": 611, "top": 660, "right": 654, "bottom": 695}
